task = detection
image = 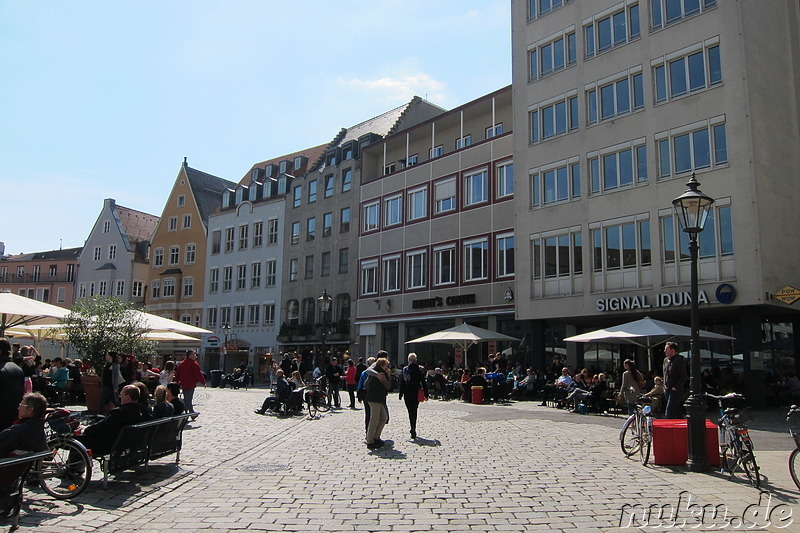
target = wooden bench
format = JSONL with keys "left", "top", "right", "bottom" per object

{"left": 93, "top": 413, "right": 193, "bottom": 488}
{"left": 0, "top": 450, "right": 53, "bottom": 530}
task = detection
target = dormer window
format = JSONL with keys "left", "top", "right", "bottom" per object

{"left": 279, "top": 160, "right": 289, "bottom": 173}
{"left": 342, "top": 142, "right": 355, "bottom": 161}
{"left": 235, "top": 187, "right": 244, "bottom": 204}
{"left": 249, "top": 184, "right": 259, "bottom": 201}
{"left": 293, "top": 156, "right": 305, "bottom": 169}
{"left": 277, "top": 177, "right": 288, "bottom": 195}
{"left": 222, "top": 190, "right": 232, "bottom": 209}
{"left": 265, "top": 164, "right": 275, "bottom": 177}
{"left": 251, "top": 169, "right": 259, "bottom": 181}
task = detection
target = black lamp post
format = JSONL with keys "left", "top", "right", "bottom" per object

{"left": 318, "top": 289, "right": 332, "bottom": 362}
{"left": 672, "top": 173, "right": 715, "bottom": 472}
{"left": 221, "top": 322, "right": 231, "bottom": 373}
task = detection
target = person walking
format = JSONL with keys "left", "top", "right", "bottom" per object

{"left": 364, "top": 356, "right": 391, "bottom": 449}
{"left": 357, "top": 356, "right": 377, "bottom": 431}
{"left": 620, "top": 359, "right": 644, "bottom": 415}
{"left": 344, "top": 359, "right": 358, "bottom": 409}
{"left": 398, "top": 353, "right": 427, "bottom": 440}
{"left": 662, "top": 341, "right": 688, "bottom": 419}
{"left": 175, "top": 349, "right": 206, "bottom": 417}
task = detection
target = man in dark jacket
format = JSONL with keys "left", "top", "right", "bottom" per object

{"left": 663, "top": 341, "right": 688, "bottom": 419}
{"left": 0, "top": 392, "right": 47, "bottom": 457}
{"left": 364, "top": 357, "right": 391, "bottom": 449}
{"left": 0, "top": 338, "right": 24, "bottom": 431}
{"left": 325, "top": 357, "right": 344, "bottom": 409}
{"left": 254, "top": 370, "right": 291, "bottom": 414}
{"left": 76, "top": 384, "right": 143, "bottom": 456}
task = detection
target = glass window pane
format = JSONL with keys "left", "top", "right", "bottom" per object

{"left": 541, "top": 43, "right": 553, "bottom": 74}
{"left": 598, "top": 17, "right": 612, "bottom": 51}
{"left": 532, "top": 174, "right": 541, "bottom": 207}
{"left": 640, "top": 220, "right": 651, "bottom": 265}
{"left": 633, "top": 73, "right": 644, "bottom": 109}
{"left": 533, "top": 239, "right": 541, "bottom": 279}
{"left": 673, "top": 133, "right": 692, "bottom": 173}
{"left": 606, "top": 226, "right": 621, "bottom": 269}
{"left": 573, "top": 233, "right": 583, "bottom": 273}
{"left": 558, "top": 235, "right": 570, "bottom": 275}
{"left": 569, "top": 96, "right": 578, "bottom": 130}
{"left": 588, "top": 90, "right": 597, "bottom": 123}
{"left": 688, "top": 51, "right": 705, "bottom": 91}
{"left": 693, "top": 129, "right": 711, "bottom": 169}
{"left": 612, "top": 11, "right": 627, "bottom": 45}
{"left": 698, "top": 209, "right": 716, "bottom": 258}
{"left": 544, "top": 170, "right": 556, "bottom": 204}
{"left": 714, "top": 124, "right": 728, "bottom": 163}
{"left": 622, "top": 223, "right": 636, "bottom": 267}
{"left": 669, "top": 58, "right": 687, "bottom": 97}
{"left": 685, "top": 0, "right": 701, "bottom": 16}
{"left": 571, "top": 163, "right": 581, "bottom": 198}
{"left": 601, "top": 84, "right": 615, "bottom": 119}
{"left": 556, "top": 167, "right": 568, "bottom": 200}
{"left": 636, "top": 145, "right": 648, "bottom": 182}
{"left": 708, "top": 46, "right": 722, "bottom": 84}
{"left": 567, "top": 33, "right": 576, "bottom": 64}
{"left": 652, "top": 0, "right": 664, "bottom": 29}
{"left": 629, "top": 4, "right": 640, "bottom": 37}
{"left": 719, "top": 206, "right": 734, "bottom": 255}
{"left": 619, "top": 149, "right": 633, "bottom": 186}
{"left": 662, "top": 216, "right": 675, "bottom": 262}
{"left": 655, "top": 65, "right": 667, "bottom": 103}
{"left": 590, "top": 158, "right": 600, "bottom": 193}
{"left": 603, "top": 153, "right": 618, "bottom": 189}
{"left": 543, "top": 106, "right": 555, "bottom": 138}
{"left": 555, "top": 101, "right": 566, "bottom": 134}
{"left": 530, "top": 49, "right": 538, "bottom": 79}
{"left": 553, "top": 38, "right": 565, "bottom": 70}
{"left": 531, "top": 110, "right": 539, "bottom": 142}
{"left": 585, "top": 25, "right": 595, "bottom": 57}
{"left": 659, "top": 139, "right": 671, "bottom": 177}
{"left": 616, "top": 78, "right": 630, "bottom": 114}
{"left": 666, "top": 0, "right": 682, "bottom": 23}
{"left": 592, "top": 229, "right": 603, "bottom": 271}
{"left": 545, "top": 237, "right": 557, "bottom": 277}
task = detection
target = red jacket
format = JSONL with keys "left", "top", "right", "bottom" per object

{"left": 175, "top": 358, "right": 205, "bottom": 390}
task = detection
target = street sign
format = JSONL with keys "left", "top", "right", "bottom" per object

{"left": 773, "top": 286, "right": 800, "bottom": 305}
{"left": 203, "top": 334, "right": 222, "bottom": 348}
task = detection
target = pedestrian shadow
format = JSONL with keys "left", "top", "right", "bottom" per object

{"left": 412, "top": 437, "right": 441, "bottom": 447}
{"left": 369, "top": 444, "right": 406, "bottom": 459}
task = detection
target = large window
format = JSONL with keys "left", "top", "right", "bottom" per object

{"left": 293, "top": 186, "right": 302, "bottom": 207}
{"left": 589, "top": 140, "right": 647, "bottom": 194}
{"left": 223, "top": 266, "right": 233, "bottom": 291}
{"left": 225, "top": 227, "right": 235, "bottom": 252}
{"left": 654, "top": 41, "right": 721, "bottom": 103}
{"left": 304, "top": 255, "right": 314, "bottom": 279}
{"left": 497, "top": 234, "right": 515, "bottom": 277}
{"left": 267, "top": 219, "right": 278, "bottom": 245}
{"left": 185, "top": 243, "right": 196, "bottom": 264}
{"left": 385, "top": 195, "right": 402, "bottom": 227}
{"left": 169, "top": 246, "right": 179, "bottom": 266}
{"left": 339, "top": 248, "right": 349, "bottom": 274}
{"left": 209, "top": 268, "right": 219, "bottom": 292}
{"left": 342, "top": 168, "right": 352, "bottom": 192}
{"left": 657, "top": 119, "right": 727, "bottom": 178}
{"left": 531, "top": 159, "right": 581, "bottom": 207}
{"left": 263, "top": 304, "right": 276, "bottom": 325}
{"left": 211, "top": 230, "right": 221, "bottom": 254}
{"left": 251, "top": 261, "right": 261, "bottom": 288}
{"left": 308, "top": 180, "right": 317, "bottom": 203}
{"left": 528, "top": 0, "right": 573, "bottom": 20}
{"left": 382, "top": 256, "right": 401, "bottom": 292}
{"left": 496, "top": 162, "right": 514, "bottom": 199}
{"left": 253, "top": 221, "right": 263, "bottom": 247}
{"left": 532, "top": 229, "right": 583, "bottom": 281}
{"left": 407, "top": 250, "right": 427, "bottom": 289}
{"left": 238, "top": 224, "right": 248, "bottom": 249}
{"left": 322, "top": 212, "right": 333, "bottom": 237}
{"left": 306, "top": 217, "right": 316, "bottom": 240}
{"left": 265, "top": 260, "right": 277, "bottom": 286}
{"left": 207, "top": 307, "right": 218, "bottom": 328}
{"left": 529, "top": 29, "right": 577, "bottom": 80}
{"left": 361, "top": 260, "right": 378, "bottom": 295}
{"left": 291, "top": 222, "right": 301, "bottom": 244}
{"left": 183, "top": 277, "right": 193, "bottom": 298}
{"left": 321, "top": 251, "right": 331, "bottom": 277}
{"left": 591, "top": 218, "right": 651, "bottom": 272}
{"left": 408, "top": 187, "right": 428, "bottom": 220}
{"left": 587, "top": 69, "right": 644, "bottom": 124}
{"left": 289, "top": 258, "right": 298, "bottom": 282}
{"left": 464, "top": 239, "right": 488, "bottom": 282}
{"left": 162, "top": 278, "right": 175, "bottom": 298}
{"left": 324, "top": 175, "right": 334, "bottom": 197}
{"left": 237, "top": 264, "right": 246, "bottom": 290}
{"left": 153, "top": 248, "right": 163, "bottom": 268}
{"left": 464, "top": 170, "right": 488, "bottom": 207}
{"left": 661, "top": 203, "right": 733, "bottom": 264}
{"left": 248, "top": 305, "right": 260, "bottom": 327}
{"left": 651, "top": 0, "right": 716, "bottom": 30}
{"left": 584, "top": 3, "right": 640, "bottom": 57}
{"left": 434, "top": 246, "right": 455, "bottom": 286}
{"left": 363, "top": 202, "right": 379, "bottom": 232}
{"left": 529, "top": 92, "right": 579, "bottom": 142}
{"left": 434, "top": 178, "right": 456, "bottom": 214}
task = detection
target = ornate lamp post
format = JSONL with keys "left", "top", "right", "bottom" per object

{"left": 318, "top": 289, "right": 332, "bottom": 362}
{"left": 221, "top": 322, "right": 231, "bottom": 373}
{"left": 672, "top": 173, "right": 715, "bottom": 472}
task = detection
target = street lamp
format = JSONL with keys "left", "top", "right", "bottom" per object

{"left": 672, "top": 173, "right": 715, "bottom": 472}
{"left": 318, "top": 289, "right": 332, "bottom": 362}
{"left": 221, "top": 322, "right": 231, "bottom": 372}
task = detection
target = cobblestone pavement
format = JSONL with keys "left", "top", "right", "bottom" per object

{"left": 10, "top": 388, "right": 800, "bottom": 533}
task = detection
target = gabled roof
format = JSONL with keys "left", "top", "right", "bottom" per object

{"left": 24, "top": 247, "right": 83, "bottom": 261}
{"left": 183, "top": 163, "right": 238, "bottom": 225}
{"left": 113, "top": 203, "right": 159, "bottom": 253}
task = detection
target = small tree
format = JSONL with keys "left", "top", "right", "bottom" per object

{"left": 63, "top": 296, "right": 157, "bottom": 373}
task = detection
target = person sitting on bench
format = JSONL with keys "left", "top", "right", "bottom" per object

{"left": 75, "top": 385, "right": 143, "bottom": 456}
{"left": 254, "top": 370, "right": 291, "bottom": 414}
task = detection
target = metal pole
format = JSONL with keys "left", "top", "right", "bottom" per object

{"left": 685, "top": 233, "right": 709, "bottom": 472}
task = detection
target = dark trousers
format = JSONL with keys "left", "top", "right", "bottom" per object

{"left": 664, "top": 389, "right": 684, "bottom": 419}
{"left": 346, "top": 384, "right": 356, "bottom": 408}
{"left": 364, "top": 401, "right": 371, "bottom": 431}
{"left": 328, "top": 381, "right": 341, "bottom": 407}
{"left": 404, "top": 397, "right": 420, "bottom": 437}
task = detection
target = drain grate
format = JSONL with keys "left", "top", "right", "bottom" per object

{"left": 237, "top": 464, "right": 290, "bottom": 473}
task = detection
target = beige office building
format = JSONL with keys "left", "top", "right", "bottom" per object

{"left": 511, "top": 0, "right": 800, "bottom": 403}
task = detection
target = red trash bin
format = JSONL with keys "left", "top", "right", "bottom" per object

{"left": 471, "top": 386, "right": 484, "bottom": 405}
{"left": 652, "top": 419, "right": 719, "bottom": 466}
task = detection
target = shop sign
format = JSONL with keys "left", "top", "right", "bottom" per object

{"left": 597, "top": 290, "right": 708, "bottom": 312}
{"left": 773, "top": 286, "right": 800, "bottom": 305}
{"left": 202, "top": 334, "right": 221, "bottom": 349}
{"left": 412, "top": 293, "right": 476, "bottom": 309}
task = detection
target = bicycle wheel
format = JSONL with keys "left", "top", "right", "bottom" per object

{"left": 789, "top": 448, "right": 800, "bottom": 490}
{"left": 639, "top": 417, "right": 651, "bottom": 466}
{"left": 721, "top": 429, "right": 737, "bottom": 473}
{"left": 738, "top": 435, "right": 760, "bottom": 489}
{"left": 316, "top": 391, "right": 330, "bottom": 413}
{"left": 306, "top": 391, "right": 319, "bottom": 418}
{"left": 37, "top": 438, "right": 92, "bottom": 499}
{"left": 620, "top": 414, "right": 641, "bottom": 457}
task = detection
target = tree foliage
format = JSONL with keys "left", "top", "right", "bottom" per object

{"left": 63, "top": 296, "right": 157, "bottom": 373}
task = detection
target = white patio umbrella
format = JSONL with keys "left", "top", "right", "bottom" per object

{"left": 0, "top": 290, "right": 70, "bottom": 336}
{"left": 406, "top": 323, "right": 519, "bottom": 366}
{"left": 128, "top": 310, "right": 212, "bottom": 335}
{"left": 142, "top": 330, "right": 202, "bottom": 342}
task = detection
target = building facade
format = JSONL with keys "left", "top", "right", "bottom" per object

{"left": 511, "top": 0, "right": 800, "bottom": 404}
{"left": 0, "top": 247, "right": 81, "bottom": 307}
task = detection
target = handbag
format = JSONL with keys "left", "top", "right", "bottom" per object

{"left": 417, "top": 387, "right": 427, "bottom": 402}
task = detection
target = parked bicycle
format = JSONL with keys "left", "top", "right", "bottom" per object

{"left": 786, "top": 404, "right": 800, "bottom": 490}
{"left": 706, "top": 392, "right": 760, "bottom": 488}
{"left": 32, "top": 409, "right": 94, "bottom": 499}
{"left": 304, "top": 377, "right": 330, "bottom": 418}
{"left": 619, "top": 395, "right": 655, "bottom": 465}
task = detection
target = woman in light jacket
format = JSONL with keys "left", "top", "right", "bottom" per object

{"left": 621, "top": 359, "right": 644, "bottom": 415}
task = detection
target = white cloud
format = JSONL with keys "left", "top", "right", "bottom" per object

{"left": 336, "top": 73, "right": 447, "bottom": 105}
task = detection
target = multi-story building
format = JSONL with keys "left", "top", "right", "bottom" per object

{"left": 204, "top": 146, "right": 325, "bottom": 376}
{"left": 511, "top": 0, "right": 800, "bottom": 403}
{"left": 356, "top": 87, "right": 520, "bottom": 366}
{"left": 0, "top": 247, "right": 81, "bottom": 307}
{"left": 146, "top": 158, "right": 236, "bottom": 360}
{"left": 76, "top": 198, "right": 159, "bottom": 306}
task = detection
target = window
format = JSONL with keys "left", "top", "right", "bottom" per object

{"left": 591, "top": 218, "right": 651, "bottom": 273}
{"left": 225, "top": 227, "right": 235, "bottom": 252}
{"left": 308, "top": 180, "right": 317, "bottom": 203}
{"left": 339, "top": 248, "right": 349, "bottom": 274}
{"left": 182, "top": 214, "right": 191, "bottom": 229}
{"left": 529, "top": 93, "right": 579, "bottom": 142}
{"left": 340, "top": 207, "right": 351, "bottom": 232}
{"left": 456, "top": 135, "right": 472, "bottom": 149}
{"left": 342, "top": 168, "right": 352, "bottom": 192}
{"left": 237, "top": 264, "right": 247, "bottom": 290}
{"left": 407, "top": 251, "right": 427, "bottom": 289}
{"left": 291, "top": 222, "right": 301, "bottom": 244}
{"left": 211, "top": 230, "right": 221, "bottom": 254}
{"left": 263, "top": 304, "right": 276, "bottom": 325}
{"left": 304, "top": 255, "right": 314, "bottom": 279}
{"left": 66, "top": 264, "right": 74, "bottom": 282}
{"left": 464, "top": 170, "right": 488, "bottom": 207}
{"left": 654, "top": 42, "right": 722, "bottom": 103}
{"left": 185, "top": 243, "right": 196, "bottom": 264}
{"left": 108, "top": 245, "right": 116, "bottom": 260}
{"left": 248, "top": 305, "right": 260, "bottom": 326}
{"left": 207, "top": 307, "right": 218, "bottom": 328}
{"left": 132, "top": 281, "right": 143, "bottom": 298}
{"left": 496, "top": 162, "right": 514, "bottom": 198}
{"left": 662, "top": 204, "right": 731, "bottom": 268}
{"left": 251, "top": 261, "right": 262, "bottom": 288}
{"left": 321, "top": 251, "right": 331, "bottom": 277}
{"left": 233, "top": 305, "right": 245, "bottom": 327}
{"left": 57, "top": 287, "right": 66, "bottom": 303}
{"left": 322, "top": 212, "right": 333, "bottom": 237}
{"left": 497, "top": 235, "right": 515, "bottom": 278}
{"left": 253, "top": 221, "right": 263, "bottom": 247}
{"left": 220, "top": 306, "right": 231, "bottom": 328}
{"left": 268, "top": 219, "right": 278, "bottom": 245}
{"left": 93, "top": 246, "right": 102, "bottom": 261}
{"left": 183, "top": 277, "right": 193, "bottom": 298}
{"left": 342, "top": 144, "right": 354, "bottom": 160}
{"left": 162, "top": 278, "right": 175, "bottom": 298}
{"left": 384, "top": 162, "right": 397, "bottom": 174}
{"left": 78, "top": 283, "right": 86, "bottom": 298}
{"left": 529, "top": 30, "right": 577, "bottom": 80}
{"left": 178, "top": 195, "right": 186, "bottom": 207}
{"left": 324, "top": 175, "right": 334, "bottom": 198}
{"left": 429, "top": 145, "right": 443, "bottom": 158}
{"left": 408, "top": 187, "right": 428, "bottom": 220}
{"left": 588, "top": 140, "right": 647, "bottom": 194}
{"left": 434, "top": 178, "right": 456, "bottom": 214}
{"left": 293, "top": 186, "right": 302, "bottom": 207}
{"left": 151, "top": 280, "right": 160, "bottom": 299}
{"left": 382, "top": 256, "right": 401, "bottom": 292}
{"left": 657, "top": 119, "right": 727, "bottom": 178}
{"left": 407, "top": 154, "right": 419, "bottom": 166}
{"left": 464, "top": 239, "right": 488, "bottom": 282}
{"left": 529, "top": 0, "right": 573, "bottom": 20}
{"left": 36, "top": 287, "right": 49, "bottom": 303}
{"left": 209, "top": 268, "right": 219, "bottom": 292}
{"left": 306, "top": 217, "right": 316, "bottom": 241}
{"left": 265, "top": 260, "right": 277, "bottom": 286}
{"left": 363, "top": 202, "right": 379, "bottom": 232}
{"left": 238, "top": 225, "right": 248, "bottom": 249}
{"left": 115, "top": 280, "right": 125, "bottom": 297}
{"left": 385, "top": 195, "right": 402, "bottom": 227}
{"left": 154, "top": 248, "right": 164, "bottom": 267}
{"left": 584, "top": 3, "right": 640, "bottom": 57}
{"left": 169, "top": 216, "right": 178, "bottom": 231}
{"left": 169, "top": 246, "right": 179, "bottom": 266}
{"left": 103, "top": 220, "right": 110, "bottom": 233}
{"left": 434, "top": 246, "right": 456, "bottom": 286}
{"left": 486, "top": 124, "right": 503, "bottom": 139}
{"left": 587, "top": 70, "right": 644, "bottom": 124}
{"left": 651, "top": 0, "right": 716, "bottom": 30}
{"left": 289, "top": 259, "right": 298, "bottom": 282}
{"left": 361, "top": 260, "right": 378, "bottom": 295}
{"left": 223, "top": 266, "right": 233, "bottom": 291}
{"left": 532, "top": 229, "right": 583, "bottom": 280}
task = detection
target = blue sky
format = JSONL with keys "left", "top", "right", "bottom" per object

{"left": 0, "top": 1, "right": 511, "bottom": 255}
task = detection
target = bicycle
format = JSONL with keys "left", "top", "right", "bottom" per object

{"left": 706, "top": 392, "right": 760, "bottom": 488}
{"left": 32, "top": 409, "right": 94, "bottom": 499}
{"left": 619, "top": 395, "right": 655, "bottom": 466}
{"left": 304, "top": 377, "right": 330, "bottom": 418}
{"left": 786, "top": 404, "right": 800, "bottom": 490}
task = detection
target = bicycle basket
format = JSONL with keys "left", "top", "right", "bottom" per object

{"left": 724, "top": 407, "right": 751, "bottom": 426}
{"left": 46, "top": 411, "right": 80, "bottom": 434}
